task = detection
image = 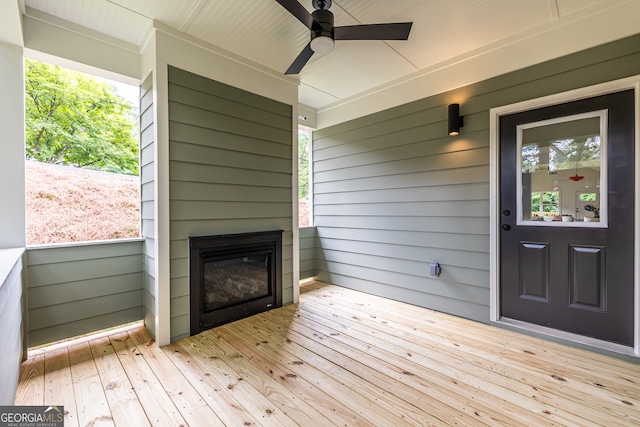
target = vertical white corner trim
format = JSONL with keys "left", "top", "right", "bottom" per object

{"left": 292, "top": 105, "right": 300, "bottom": 304}
{"left": 489, "top": 104, "right": 500, "bottom": 323}
{"left": 154, "top": 62, "right": 171, "bottom": 346}
{"left": 0, "top": 43, "right": 26, "bottom": 249}
{"left": 489, "top": 75, "right": 640, "bottom": 357}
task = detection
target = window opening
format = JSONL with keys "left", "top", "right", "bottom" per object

{"left": 530, "top": 191, "right": 560, "bottom": 220}
{"left": 24, "top": 57, "right": 141, "bottom": 244}
{"left": 298, "top": 126, "right": 312, "bottom": 227}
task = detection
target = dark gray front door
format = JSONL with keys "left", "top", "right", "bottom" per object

{"left": 499, "top": 90, "right": 635, "bottom": 346}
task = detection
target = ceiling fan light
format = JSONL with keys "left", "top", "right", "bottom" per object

{"left": 310, "top": 36, "right": 334, "bottom": 53}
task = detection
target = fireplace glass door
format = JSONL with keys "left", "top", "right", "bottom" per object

{"left": 202, "top": 250, "right": 272, "bottom": 312}
{"left": 189, "top": 230, "right": 283, "bottom": 335}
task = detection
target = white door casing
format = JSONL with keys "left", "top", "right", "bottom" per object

{"left": 489, "top": 76, "right": 640, "bottom": 357}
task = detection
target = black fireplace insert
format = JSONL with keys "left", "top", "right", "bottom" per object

{"left": 189, "top": 230, "right": 282, "bottom": 335}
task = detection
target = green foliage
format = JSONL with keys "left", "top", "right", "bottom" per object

{"left": 522, "top": 135, "right": 601, "bottom": 174}
{"left": 25, "top": 58, "right": 139, "bottom": 175}
{"left": 579, "top": 193, "right": 597, "bottom": 202}
{"left": 298, "top": 129, "right": 310, "bottom": 200}
{"left": 531, "top": 191, "right": 559, "bottom": 214}
{"left": 548, "top": 136, "right": 601, "bottom": 171}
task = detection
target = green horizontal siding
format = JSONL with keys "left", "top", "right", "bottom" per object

{"left": 299, "top": 227, "right": 317, "bottom": 280}
{"left": 167, "top": 66, "right": 293, "bottom": 342}
{"left": 28, "top": 307, "right": 143, "bottom": 348}
{"left": 313, "top": 34, "right": 640, "bottom": 324}
{"left": 27, "top": 254, "right": 142, "bottom": 288}
{"left": 26, "top": 240, "right": 143, "bottom": 347}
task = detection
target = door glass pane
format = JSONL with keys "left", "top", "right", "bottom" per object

{"left": 517, "top": 111, "right": 607, "bottom": 227}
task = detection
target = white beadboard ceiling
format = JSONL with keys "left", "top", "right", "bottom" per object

{"left": 22, "top": 0, "right": 630, "bottom": 111}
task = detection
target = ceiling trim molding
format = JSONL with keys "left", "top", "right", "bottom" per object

{"left": 153, "top": 26, "right": 298, "bottom": 109}
{"left": 152, "top": 20, "right": 299, "bottom": 89}
{"left": 315, "top": 0, "right": 640, "bottom": 129}
{"left": 24, "top": 6, "right": 141, "bottom": 53}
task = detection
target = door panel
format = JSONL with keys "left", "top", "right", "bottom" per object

{"left": 518, "top": 242, "right": 550, "bottom": 302}
{"left": 568, "top": 245, "right": 606, "bottom": 312}
{"left": 500, "top": 90, "right": 635, "bottom": 346}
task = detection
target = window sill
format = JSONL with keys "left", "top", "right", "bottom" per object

{"left": 26, "top": 237, "right": 145, "bottom": 251}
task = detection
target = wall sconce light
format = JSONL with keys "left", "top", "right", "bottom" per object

{"left": 448, "top": 103, "right": 464, "bottom": 136}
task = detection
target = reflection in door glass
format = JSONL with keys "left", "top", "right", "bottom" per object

{"left": 530, "top": 191, "right": 559, "bottom": 219}
{"left": 518, "top": 112, "right": 605, "bottom": 225}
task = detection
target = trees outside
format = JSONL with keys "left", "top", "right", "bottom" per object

{"left": 24, "top": 58, "right": 140, "bottom": 244}
{"left": 25, "top": 58, "right": 139, "bottom": 175}
{"left": 531, "top": 191, "right": 560, "bottom": 217}
{"left": 548, "top": 136, "right": 600, "bottom": 172}
{"left": 298, "top": 128, "right": 311, "bottom": 227}
{"left": 522, "top": 135, "right": 601, "bottom": 174}
{"left": 298, "top": 128, "right": 310, "bottom": 200}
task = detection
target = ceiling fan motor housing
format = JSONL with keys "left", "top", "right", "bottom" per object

{"left": 310, "top": 8, "right": 335, "bottom": 52}
{"left": 312, "top": 0, "right": 332, "bottom": 10}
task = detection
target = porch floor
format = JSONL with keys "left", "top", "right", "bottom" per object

{"left": 15, "top": 281, "right": 640, "bottom": 426}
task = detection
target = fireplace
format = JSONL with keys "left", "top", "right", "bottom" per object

{"left": 189, "top": 230, "right": 282, "bottom": 335}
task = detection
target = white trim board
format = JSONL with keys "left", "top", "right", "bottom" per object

{"left": 515, "top": 110, "right": 609, "bottom": 228}
{"left": 489, "top": 75, "right": 640, "bottom": 358}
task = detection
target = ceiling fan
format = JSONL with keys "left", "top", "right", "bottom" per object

{"left": 275, "top": 0, "right": 413, "bottom": 74}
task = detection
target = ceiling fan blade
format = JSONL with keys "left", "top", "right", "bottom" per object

{"left": 285, "top": 43, "right": 314, "bottom": 74}
{"left": 275, "top": 0, "right": 315, "bottom": 29}
{"left": 334, "top": 22, "right": 413, "bottom": 40}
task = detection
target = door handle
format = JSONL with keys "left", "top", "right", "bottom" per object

{"left": 501, "top": 224, "right": 511, "bottom": 231}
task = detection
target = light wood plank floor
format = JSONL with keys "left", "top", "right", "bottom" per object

{"left": 15, "top": 281, "right": 640, "bottom": 426}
